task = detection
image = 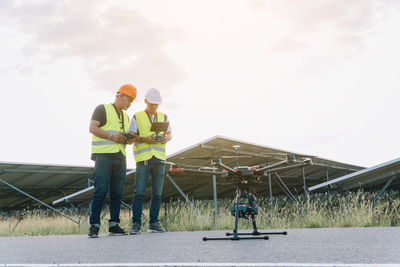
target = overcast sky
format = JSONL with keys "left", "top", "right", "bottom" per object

{"left": 0, "top": 0, "right": 399, "bottom": 169}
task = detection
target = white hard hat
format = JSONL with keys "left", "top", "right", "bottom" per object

{"left": 145, "top": 88, "right": 162, "bottom": 105}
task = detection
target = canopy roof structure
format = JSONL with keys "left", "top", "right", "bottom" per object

{"left": 308, "top": 157, "right": 400, "bottom": 192}
{"left": 1, "top": 136, "right": 365, "bottom": 211}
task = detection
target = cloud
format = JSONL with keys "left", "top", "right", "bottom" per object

{"left": 258, "top": 0, "right": 400, "bottom": 74}
{"left": 255, "top": 1, "right": 398, "bottom": 49}
{"left": 259, "top": 0, "right": 397, "bottom": 34}
{"left": 267, "top": 37, "right": 309, "bottom": 54}
{"left": 0, "top": 0, "right": 185, "bottom": 92}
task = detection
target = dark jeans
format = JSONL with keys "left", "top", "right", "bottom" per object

{"left": 89, "top": 152, "right": 126, "bottom": 225}
{"left": 132, "top": 156, "right": 165, "bottom": 226}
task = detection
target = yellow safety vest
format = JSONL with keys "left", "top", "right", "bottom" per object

{"left": 91, "top": 104, "right": 130, "bottom": 156}
{"left": 133, "top": 111, "right": 166, "bottom": 162}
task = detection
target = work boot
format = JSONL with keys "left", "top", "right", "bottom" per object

{"left": 88, "top": 224, "right": 99, "bottom": 238}
{"left": 129, "top": 222, "right": 141, "bottom": 235}
{"left": 108, "top": 224, "right": 127, "bottom": 235}
{"left": 148, "top": 222, "right": 166, "bottom": 233}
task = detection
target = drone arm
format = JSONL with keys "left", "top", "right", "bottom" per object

{"left": 217, "top": 162, "right": 237, "bottom": 173}
{"left": 262, "top": 160, "right": 312, "bottom": 175}
{"left": 254, "top": 159, "right": 287, "bottom": 173}
{"left": 210, "top": 157, "right": 237, "bottom": 173}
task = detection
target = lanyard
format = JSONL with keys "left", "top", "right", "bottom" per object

{"left": 145, "top": 110, "right": 157, "bottom": 123}
{"left": 112, "top": 104, "right": 125, "bottom": 131}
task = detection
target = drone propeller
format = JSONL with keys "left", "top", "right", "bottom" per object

{"left": 199, "top": 166, "right": 218, "bottom": 170}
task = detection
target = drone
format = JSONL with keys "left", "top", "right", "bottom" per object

{"left": 168, "top": 145, "right": 313, "bottom": 241}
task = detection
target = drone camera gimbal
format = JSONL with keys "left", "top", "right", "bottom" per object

{"left": 230, "top": 192, "right": 258, "bottom": 219}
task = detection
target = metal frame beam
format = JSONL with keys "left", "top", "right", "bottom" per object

{"left": 53, "top": 186, "right": 94, "bottom": 205}
{"left": 165, "top": 173, "right": 206, "bottom": 223}
{"left": 372, "top": 176, "right": 397, "bottom": 206}
{"left": 0, "top": 177, "right": 79, "bottom": 224}
{"left": 0, "top": 169, "right": 93, "bottom": 175}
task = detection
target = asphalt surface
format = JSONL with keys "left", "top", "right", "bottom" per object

{"left": 1, "top": 227, "right": 399, "bottom": 265}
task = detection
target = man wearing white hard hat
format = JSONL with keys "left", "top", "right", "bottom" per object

{"left": 128, "top": 88, "right": 172, "bottom": 234}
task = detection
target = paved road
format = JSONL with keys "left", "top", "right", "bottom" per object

{"left": 1, "top": 227, "right": 399, "bottom": 265}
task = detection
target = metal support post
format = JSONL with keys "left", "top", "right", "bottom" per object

{"left": 326, "top": 167, "right": 331, "bottom": 206}
{"left": 166, "top": 174, "right": 206, "bottom": 223}
{"left": 10, "top": 215, "right": 24, "bottom": 233}
{"left": 372, "top": 176, "right": 396, "bottom": 206}
{"left": 212, "top": 174, "right": 218, "bottom": 225}
{"left": 302, "top": 168, "right": 308, "bottom": 209}
{"left": 121, "top": 201, "right": 132, "bottom": 210}
{"left": 268, "top": 173, "right": 273, "bottom": 213}
{"left": 164, "top": 202, "right": 168, "bottom": 230}
{"left": 233, "top": 186, "right": 240, "bottom": 239}
{"left": 274, "top": 172, "right": 297, "bottom": 203}
{"left": 100, "top": 204, "right": 110, "bottom": 221}
{"left": 342, "top": 190, "right": 348, "bottom": 222}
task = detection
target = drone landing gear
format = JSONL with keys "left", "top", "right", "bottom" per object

{"left": 203, "top": 186, "right": 287, "bottom": 241}
{"left": 203, "top": 223, "right": 287, "bottom": 241}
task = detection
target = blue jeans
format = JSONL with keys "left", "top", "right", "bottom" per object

{"left": 132, "top": 156, "right": 165, "bottom": 225}
{"left": 89, "top": 152, "right": 126, "bottom": 225}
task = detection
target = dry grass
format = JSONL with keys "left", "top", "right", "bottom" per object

{"left": 1, "top": 191, "right": 399, "bottom": 237}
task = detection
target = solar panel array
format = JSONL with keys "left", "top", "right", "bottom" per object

{"left": 0, "top": 135, "right": 370, "bottom": 211}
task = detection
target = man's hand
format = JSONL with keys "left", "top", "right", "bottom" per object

{"left": 111, "top": 133, "right": 127, "bottom": 144}
{"left": 143, "top": 135, "right": 156, "bottom": 144}
{"left": 126, "top": 137, "right": 135, "bottom": 145}
{"left": 161, "top": 133, "right": 172, "bottom": 144}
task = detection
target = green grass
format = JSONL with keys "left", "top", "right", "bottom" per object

{"left": 1, "top": 191, "right": 399, "bottom": 237}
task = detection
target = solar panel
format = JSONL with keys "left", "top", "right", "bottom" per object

{"left": 308, "top": 157, "right": 400, "bottom": 192}
{"left": 0, "top": 161, "right": 95, "bottom": 210}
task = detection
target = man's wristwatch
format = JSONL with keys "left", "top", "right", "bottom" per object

{"left": 140, "top": 137, "right": 144, "bottom": 142}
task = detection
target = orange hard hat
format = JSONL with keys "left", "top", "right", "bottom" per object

{"left": 117, "top": 84, "right": 137, "bottom": 99}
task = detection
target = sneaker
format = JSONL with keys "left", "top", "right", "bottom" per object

{"left": 129, "top": 222, "right": 141, "bottom": 235}
{"left": 108, "top": 224, "right": 127, "bottom": 235}
{"left": 148, "top": 222, "right": 166, "bottom": 233}
{"left": 88, "top": 225, "right": 99, "bottom": 238}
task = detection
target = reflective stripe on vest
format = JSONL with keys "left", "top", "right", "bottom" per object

{"left": 133, "top": 146, "right": 166, "bottom": 155}
{"left": 133, "top": 111, "right": 166, "bottom": 162}
{"left": 91, "top": 104, "right": 129, "bottom": 156}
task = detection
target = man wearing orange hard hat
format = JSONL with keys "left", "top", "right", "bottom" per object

{"left": 88, "top": 83, "right": 137, "bottom": 238}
